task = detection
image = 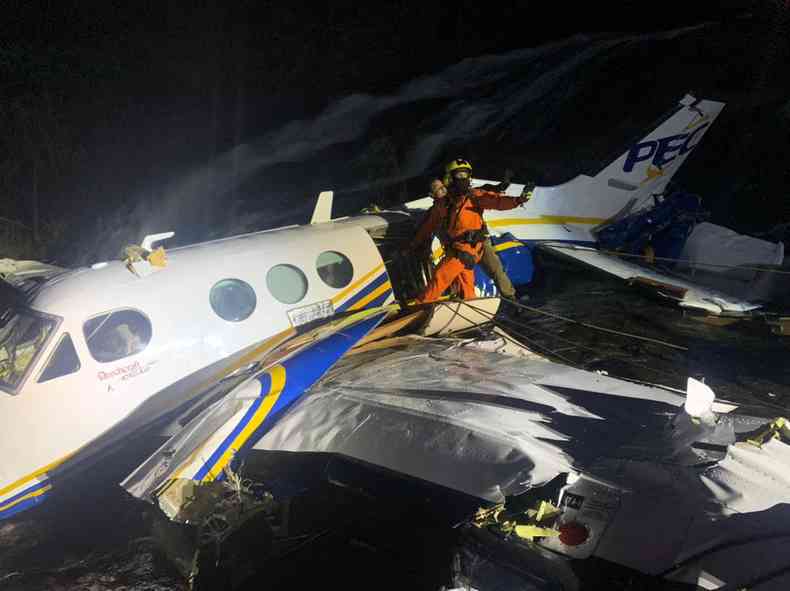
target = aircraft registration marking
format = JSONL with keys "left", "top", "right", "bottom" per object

{"left": 288, "top": 300, "right": 334, "bottom": 327}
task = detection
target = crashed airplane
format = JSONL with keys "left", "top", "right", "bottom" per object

{"left": 1, "top": 93, "right": 789, "bottom": 589}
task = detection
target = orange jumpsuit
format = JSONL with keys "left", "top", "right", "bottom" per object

{"left": 412, "top": 189, "right": 521, "bottom": 303}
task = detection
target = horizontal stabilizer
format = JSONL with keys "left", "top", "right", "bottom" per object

{"left": 538, "top": 243, "right": 761, "bottom": 316}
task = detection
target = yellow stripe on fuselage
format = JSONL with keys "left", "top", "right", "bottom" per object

{"left": 433, "top": 241, "right": 520, "bottom": 260}
{"left": 0, "top": 484, "right": 52, "bottom": 513}
{"left": 332, "top": 263, "right": 385, "bottom": 306}
{"left": 349, "top": 281, "right": 392, "bottom": 311}
{"left": 202, "top": 364, "right": 287, "bottom": 482}
{"left": 493, "top": 241, "right": 522, "bottom": 252}
{"left": 487, "top": 216, "right": 606, "bottom": 228}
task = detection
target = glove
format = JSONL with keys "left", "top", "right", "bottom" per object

{"left": 517, "top": 182, "right": 535, "bottom": 205}
{"left": 521, "top": 181, "right": 536, "bottom": 196}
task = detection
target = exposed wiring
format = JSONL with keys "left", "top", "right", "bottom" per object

{"left": 458, "top": 300, "right": 686, "bottom": 383}
{"left": 445, "top": 301, "right": 579, "bottom": 366}
{"left": 498, "top": 296, "right": 688, "bottom": 351}
{"left": 458, "top": 299, "right": 789, "bottom": 413}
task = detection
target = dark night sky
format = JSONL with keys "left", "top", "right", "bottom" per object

{"left": 1, "top": 1, "right": 787, "bottom": 262}
{"left": 3, "top": 1, "right": 755, "bottom": 95}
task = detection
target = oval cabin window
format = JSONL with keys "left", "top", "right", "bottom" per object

{"left": 83, "top": 309, "right": 152, "bottom": 363}
{"left": 266, "top": 264, "right": 308, "bottom": 304}
{"left": 316, "top": 251, "right": 354, "bottom": 289}
{"left": 210, "top": 279, "right": 257, "bottom": 322}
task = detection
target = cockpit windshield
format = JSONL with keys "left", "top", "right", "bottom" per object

{"left": 0, "top": 307, "right": 57, "bottom": 392}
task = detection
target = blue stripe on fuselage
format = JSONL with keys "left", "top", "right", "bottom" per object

{"left": 336, "top": 271, "right": 389, "bottom": 312}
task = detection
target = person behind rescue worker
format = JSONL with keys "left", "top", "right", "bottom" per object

{"left": 476, "top": 169, "right": 520, "bottom": 301}
{"left": 410, "top": 158, "right": 527, "bottom": 303}
{"left": 465, "top": 170, "right": 536, "bottom": 309}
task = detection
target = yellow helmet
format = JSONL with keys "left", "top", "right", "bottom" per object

{"left": 444, "top": 158, "right": 473, "bottom": 185}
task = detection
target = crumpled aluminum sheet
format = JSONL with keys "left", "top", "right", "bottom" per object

{"left": 121, "top": 333, "right": 790, "bottom": 585}
{"left": 591, "top": 437, "right": 790, "bottom": 584}
{"left": 255, "top": 338, "right": 691, "bottom": 502}
{"left": 122, "top": 380, "right": 258, "bottom": 501}
{"left": 670, "top": 438, "right": 790, "bottom": 589}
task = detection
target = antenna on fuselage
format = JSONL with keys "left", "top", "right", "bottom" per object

{"left": 310, "top": 191, "right": 334, "bottom": 224}
{"left": 141, "top": 232, "right": 175, "bottom": 251}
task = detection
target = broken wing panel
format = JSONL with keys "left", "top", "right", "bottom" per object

{"left": 539, "top": 243, "right": 761, "bottom": 315}
{"left": 254, "top": 338, "right": 689, "bottom": 502}
{"left": 122, "top": 308, "right": 387, "bottom": 511}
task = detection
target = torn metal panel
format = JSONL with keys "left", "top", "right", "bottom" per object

{"left": 254, "top": 337, "right": 691, "bottom": 502}
{"left": 580, "top": 436, "right": 790, "bottom": 582}
{"left": 120, "top": 322, "right": 790, "bottom": 589}
{"left": 122, "top": 308, "right": 387, "bottom": 510}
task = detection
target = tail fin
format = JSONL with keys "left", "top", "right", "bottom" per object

{"left": 477, "top": 94, "right": 726, "bottom": 243}
{"left": 602, "top": 94, "right": 724, "bottom": 198}
{"left": 310, "top": 191, "right": 334, "bottom": 224}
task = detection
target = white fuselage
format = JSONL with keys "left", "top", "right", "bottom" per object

{"left": 0, "top": 218, "right": 395, "bottom": 509}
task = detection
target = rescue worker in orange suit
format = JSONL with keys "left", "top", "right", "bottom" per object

{"left": 422, "top": 175, "right": 520, "bottom": 300}
{"left": 411, "top": 158, "right": 527, "bottom": 303}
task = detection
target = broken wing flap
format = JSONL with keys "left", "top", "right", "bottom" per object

{"left": 121, "top": 308, "right": 387, "bottom": 520}
{"left": 628, "top": 276, "right": 688, "bottom": 302}
{"left": 539, "top": 242, "right": 762, "bottom": 316}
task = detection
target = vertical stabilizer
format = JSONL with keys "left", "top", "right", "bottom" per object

{"left": 470, "top": 94, "right": 726, "bottom": 243}
{"left": 600, "top": 94, "right": 725, "bottom": 201}
{"left": 311, "top": 191, "right": 334, "bottom": 224}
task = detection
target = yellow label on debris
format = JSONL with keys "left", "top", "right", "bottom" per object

{"left": 148, "top": 247, "right": 167, "bottom": 268}
{"left": 514, "top": 524, "right": 559, "bottom": 540}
